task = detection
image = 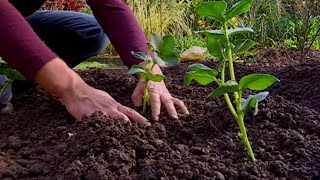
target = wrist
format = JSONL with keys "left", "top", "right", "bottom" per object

{"left": 34, "top": 58, "right": 90, "bottom": 101}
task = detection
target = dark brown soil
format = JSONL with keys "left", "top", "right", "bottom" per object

{"left": 1, "top": 50, "right": 320, "bottom": 180}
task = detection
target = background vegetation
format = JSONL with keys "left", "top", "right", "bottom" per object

{"left": 42, "top": 0, "right": 320, "bottom": 61}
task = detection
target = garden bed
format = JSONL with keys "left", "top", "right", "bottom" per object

{"left": 1, "top": 51, "right": 320, "bottom": 179}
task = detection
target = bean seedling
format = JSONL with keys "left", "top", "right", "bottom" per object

{"left": 0, "top": 60, "right": 25, "bottom": 97}
{"left": 127, "top": 33, "right": 180, "bottom": 113}
{"left": 184, "top": 0, "right": 279, "bottom": 161}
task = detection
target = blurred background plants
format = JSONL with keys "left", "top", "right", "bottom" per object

{"left": 41, "top": 0, "right": 320, "bottom": 59}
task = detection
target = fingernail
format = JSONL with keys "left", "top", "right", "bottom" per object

{"left": 173, "top": 114, "right": 178, "bottom": 119}
{"left": 153, "top": 116, "right": 159, "bottom": 121}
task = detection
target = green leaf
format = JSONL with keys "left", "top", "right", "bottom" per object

{"left": 157, "top": 35, "right": 180, "bottom": 66}
{"left": 241, "top": 91, "right": 269, "bottom": 115}
{"left": 131, "top": 51, "right": 148, "bottom": 61}
{"left": 127, "top": 65, "right": 147, "bottom": 78}
{"left": 194, "top": 29, "right": 224, "bottom": 35}
{"left": 148, "top": 73, "right": 165, "bottom": 82}
{"left": 225, "top": 0, "right": 253, "bottom": 20}
{"left": 184, "top": 64, "right": 218, "bottom": 87}
{"left": 195, "top": 1, "right": 227, "bottom": 23}
{"left": 149, "top": 33, "right": 180, "bottom": 67}
{"left": 0, "top": 63, "right": 25, "bottom": 80}
{"left": 233, "top": 39, "right": 255, "bottom": 54}
{"left": 207, "top": 33, "right": 227, "bottom": 59}
{"left": 239, "top": 74, "right": 280, "bottom": 91}
{"left": 228, "top": 27, "right": 254, "bottom": 36}
{"left": 208, "top": 80, "right": 239, "bottom": 97}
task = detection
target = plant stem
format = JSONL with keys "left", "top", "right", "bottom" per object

{"left": 224, "top": 93, "right": 238, "bottom": 119}
{"left": 236, "top": 114, "right": 256, "bottom": 162}
{"left": 0, "top": 79, "right": 13, "bottom": 96}
{"left": 142, "top": 80, "right": 149, "bottom": 114}
{"left": 222, "top": 23, "right": 256, "bottom": 161}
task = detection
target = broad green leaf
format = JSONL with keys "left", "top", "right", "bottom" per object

{"left": 208, "top": 80, "right": 239, "bottom": 97}
{"left": 207, "top": 33, "right": 227, "bottom": 59}
{"left": 149, "top": 33, "right": 179, "bottom": 67}
{"left": 239, "top": 74, "right": 280, "bottom": 90}
{"left": 149, "top": 33, "right": 162, "bottom": 50}
{"left": 157, "top": 35, "right": 180, "bottom": 66}
{"left": 196, "top": 1, "right": 227, "bottom": 23}
{"left": 225, "top": 0, "right": 253, "bottom": 20}
{"left": 131, "top": 51, "right": 149, "bottom": 61}
{"left": 233, "top": 39, "right": 255, "bottom": 54}
{"left": 184, "top": 63, "right": 218, "bottom": 87}
{"left": 241, "top": 91, "right": 269, "bottom": 114}
{"left": 228, "top": 27, "right": 254, "bottom": 36}
{"left": 127, "top": 65, "right": 147, "bottom": 79}
{"left": 194, "top": 29, "right": 224, "bottom": 35}
{"left": 0, "top": 64, "right": 25, "bottom": 80}
{"left": 148, "top": 73, "right": 165, "bottom": 82}
{"left": 188, "top": 63, "right": 218, "bottom": 77}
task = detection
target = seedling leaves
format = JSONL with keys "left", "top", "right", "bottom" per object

{"left": 196, "top": 1, "right": 227, "bottom": 23}
{"left": 239, "top": 74, "right": 279, "bottom": 91}
{"left": 228, "top": 27, "right": 254, "bottom": 36}
{"left": 225, "top": 0, "right": 253, "bottom": 20}
{"left": 207, "top": 33, "right": 227, "bottom": 59}
{"left": 184, "top": 63, "right": 218, "bottom": 87}
{"left": 208, "top": 80, "right": 239, "bottom": 97}
{"left": 241, "top": 91, "right": 269, "bottom": 115}
{"left": 0, "top": 63, "right": 25, "bottom": 81}
{"left": 150, "top": 33, "right": 180, "bottom": 67}
{"left": 233, "top": 39, "right": 255, "bottom": 54}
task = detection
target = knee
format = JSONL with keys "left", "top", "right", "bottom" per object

{"left": 76, "top": 19, "right": 110, "bottom": 57}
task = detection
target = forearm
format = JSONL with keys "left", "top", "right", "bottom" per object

{"left": 34, "top": 58, "right": 89, "bottom": 100}
{"left": 86, "top": 0, "right": 146, "bottom": 68}
{"left": 0, "top": 1, "right": 57, "bottom": 80}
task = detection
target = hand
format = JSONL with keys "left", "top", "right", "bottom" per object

{"left": 62, "top": 84, "right": 150, "bottom": 126}
{"left": 131, "top": 63, "right": 189, "bottom": 121}
{"left": 34, "top": 58, "right": 150, "bottom": 126}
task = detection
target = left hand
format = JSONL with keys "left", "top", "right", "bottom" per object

{"left": 131, "top": 63, "right": 189, "bottom": 121}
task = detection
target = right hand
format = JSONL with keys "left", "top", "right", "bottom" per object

{"left": 61, "top": 84, "right": 150, "bottom": 126}
{"left": 34, "top": 58, "right": 150, "bottom": 126}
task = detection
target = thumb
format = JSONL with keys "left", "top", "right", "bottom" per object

{"left": 131, "top": 84, "right": 143, "bottom": 107}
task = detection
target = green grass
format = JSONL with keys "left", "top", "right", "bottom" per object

{"left": 74, "top": 57, "right": 123, "bottom": 70}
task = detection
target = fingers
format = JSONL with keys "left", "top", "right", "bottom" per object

{"left": 161, "top": 95, "right": 178, "bottom": 119}
{"left": 149, "top": 86, "right": 161, "bottom": 121}
{"left": 106, "top": 109, "right": 130, "bottom": 122}
{"left": 118, "top": 105, "right": 151, "bottom": 126}
{"left": 172, "top": 98, "right": 190, "bottom": 116}
{"left": 131, "top": 86, "right": 143, "bottom": 107}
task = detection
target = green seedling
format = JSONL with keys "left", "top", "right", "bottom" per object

{"left": 127, "top": 33, "right": 180, "bottom": 113}
{"left": 0, "top": 61, "right": 25, "bottom": 97}
{"left": 184, "top": 0, "right": 279, "bottom": 161}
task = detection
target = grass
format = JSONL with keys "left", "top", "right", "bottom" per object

{"left": 74, "top": 57, "right": 123, "bottom": 70}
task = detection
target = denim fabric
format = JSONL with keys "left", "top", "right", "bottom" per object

{"left": 0, "top": 75, "right": 12, "bottom": 103}
{"left": 0, "top": 10, "right": 109, "bottom": 102}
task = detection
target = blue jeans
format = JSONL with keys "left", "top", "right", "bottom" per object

{"left": 0, "top": 10, "right": 109, "bottom": 103}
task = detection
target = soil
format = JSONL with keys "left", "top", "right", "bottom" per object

{"left": 1, "top": 49, "right": 320, "bottom": 180}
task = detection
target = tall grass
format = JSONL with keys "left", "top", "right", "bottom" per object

{"left": 126, "top": 0, "right": 192, "bottom": 37}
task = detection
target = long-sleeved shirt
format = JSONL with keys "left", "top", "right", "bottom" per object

{"left": 0, "top": 0, "right": 146, "bottom": 80}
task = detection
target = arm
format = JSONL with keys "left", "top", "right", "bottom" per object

{"left": 86, "top": 0, "right": 146, "bottom": 68}
{"left": 0, "top": 1, "right": 149, "bottom": 124}
{"left": 0, "top": 1, "right": 57, "bottom": 80}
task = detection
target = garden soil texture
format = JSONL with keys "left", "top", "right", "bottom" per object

{"left": 1, "top": 50, "right": 320, "bottom": 179}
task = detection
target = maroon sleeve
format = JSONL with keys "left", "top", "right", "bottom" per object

{"left": 0, "top": 1, "right": 57, "bottom": 80}
{"left": 86, "top": 0, "right": 146, "bottom": 68}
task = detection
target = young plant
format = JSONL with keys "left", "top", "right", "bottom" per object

{"left": 0, "top": 61, "right": 25, "bottom": 97}
{"left": 184, "top": 0, "right": 279, "bottom": 161}
{"left": 127, "top": 33, "right": 180, "bottom": 113}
